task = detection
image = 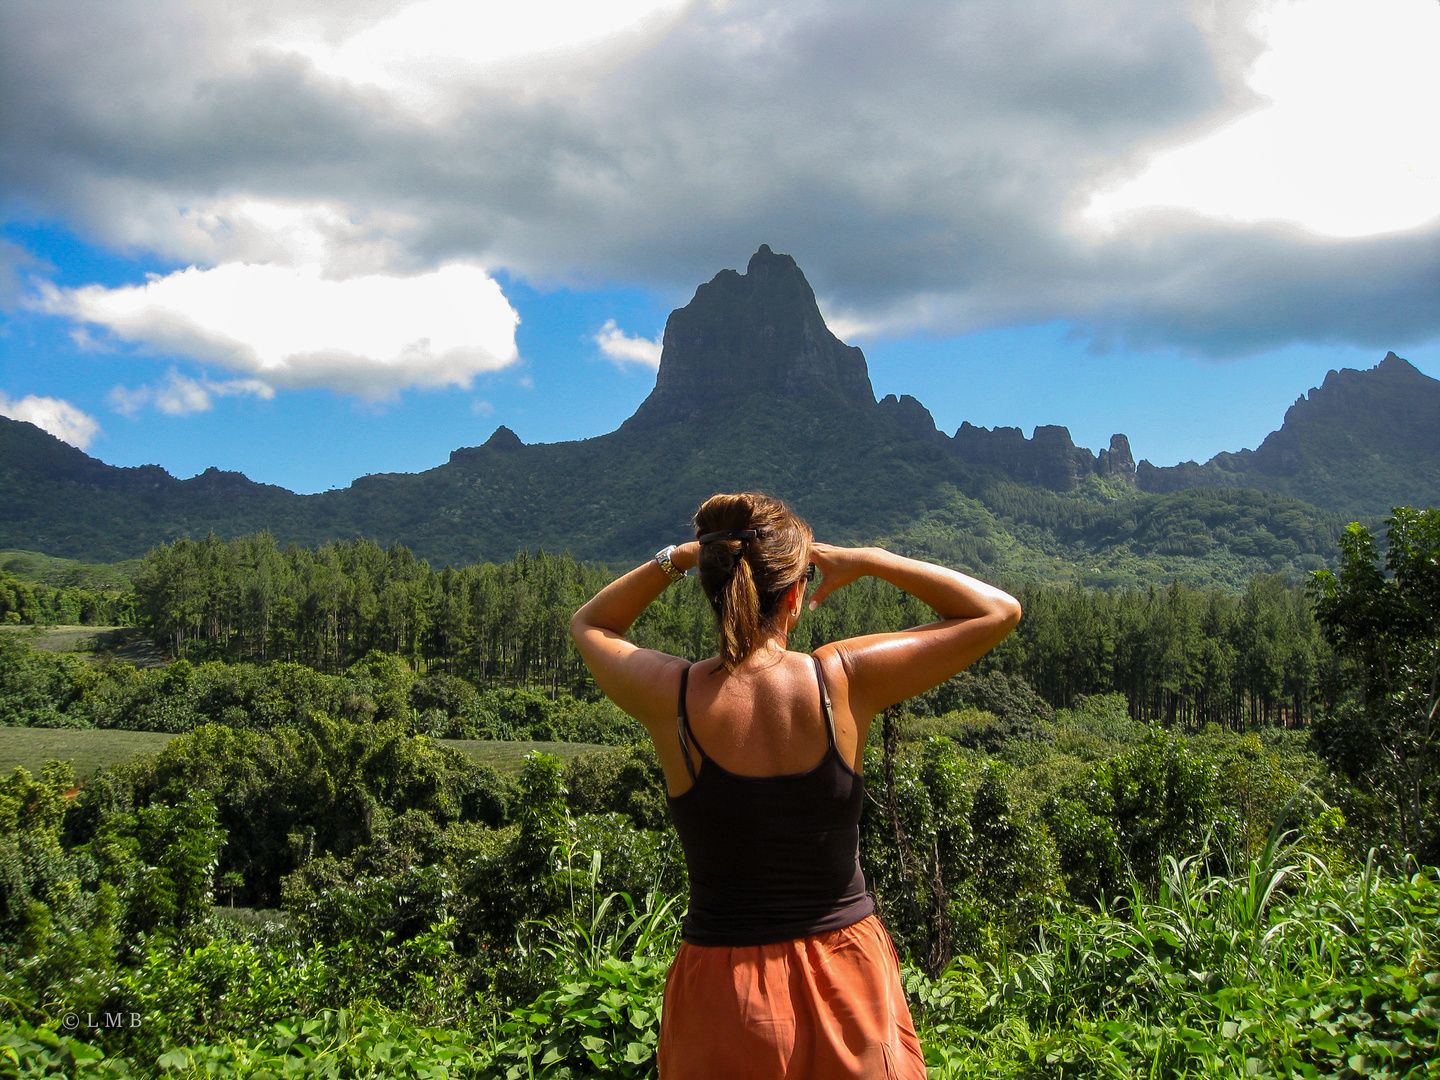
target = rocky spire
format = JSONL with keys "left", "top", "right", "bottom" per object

{"left": 622, "top": 245, "right": 876, "bottom": 430}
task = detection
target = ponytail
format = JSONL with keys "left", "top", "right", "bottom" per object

{"left": 719, "top": 544, "right": 761, "bottom": 670}
{"left": 694, "top": 493, "right": 812, "bottom": 672}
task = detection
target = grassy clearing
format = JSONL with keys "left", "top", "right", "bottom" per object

{"left": 0, "top": 726, "right": 611, "bottom": 782}
{"left": 437, "top": 739, "right": 614, "bottom": 774}
{"left": 0, "top": 624, "right": 167, "bottom": 666}
{"left": 0, "top": 726, "right": 176, "bottom": 780}
{"left": 2, "top": 624, "right": 132, "bottom": 652}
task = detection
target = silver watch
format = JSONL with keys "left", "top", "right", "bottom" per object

{"left": 655, "top": 544, "right": 685, "bottom": 583}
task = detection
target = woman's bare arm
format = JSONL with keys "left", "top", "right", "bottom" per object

{"left": 569, "top": 541, "right": 701, "bottom": 730}
{"left": 808, "top": 543, "right": 1020, "bottom": 723}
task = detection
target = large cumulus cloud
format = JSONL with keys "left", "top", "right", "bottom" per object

{"left": 1, "top": 0, "right": 1435, "bottom": 364}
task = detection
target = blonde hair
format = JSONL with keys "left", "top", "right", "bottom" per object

{"left": 694, "top": 492, "right": 812, "bottom": 672}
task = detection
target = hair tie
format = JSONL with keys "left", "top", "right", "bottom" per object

{"left": 697, "top": 529, "right": 757, "bottom": 544}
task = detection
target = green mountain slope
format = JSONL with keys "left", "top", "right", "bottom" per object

{"left": 0, "top": 416, "right": 311, "bottom": 560}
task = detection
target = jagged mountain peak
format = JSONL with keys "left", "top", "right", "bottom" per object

{"left": 622, "top": 245, "right": 875, "bottom": 430}
{"left": 483, "top": 425, "right": 524, "bottom": 450}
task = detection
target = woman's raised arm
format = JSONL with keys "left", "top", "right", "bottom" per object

{"left": 808, "top": 543, "right": 1020, "bottom": 723}
{"left": 569, "top": 541, "right": 700, "bottom": 730}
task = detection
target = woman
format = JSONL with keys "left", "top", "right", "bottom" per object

{"left": 569, "top": 492, "right": 1020, "bottom": 1079}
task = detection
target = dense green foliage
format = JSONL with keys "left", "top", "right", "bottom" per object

{"left": 0, "top": 550, "right": 138, "bottom": 631}
{"left": 1, "top": 705, "right": 1423, "bottom": 1079}
{"left": 1311, "top": 508, "right": 1440, "bottom": 866}
{"left": 134, "top": 536, "right": 597, "bottom": 682}
{"left": 127, "top": 531, "right": 942, "bottom": 678}
{"left": 990, "top": 574, "right": 1328, "bottom": 726}
{"left": 0, "top": 630, "right": 646, "bottom": 750}
{"left": 0, "top": 569, "right": 133, "bottom": 628}
{"left": 0, "top": 634, "right": 89, "bottom": 727}
{"left": 905, "top": 849, "right": 1439, "bottom": 1078}
{"left": 3, "top": 511, "right": 1438, "bottom": 1077}
{"left": 4, "top": 852, "right": 1436, "bottom": 1078}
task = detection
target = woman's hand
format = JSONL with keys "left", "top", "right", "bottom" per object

{"left": 670, "top": 540, "right": 701, "bottom": 574}
{"left": 807, "top": 542, "right": 875, "bottom": 609}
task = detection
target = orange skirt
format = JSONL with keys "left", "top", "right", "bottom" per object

{"left": 657, "top": 914, "right": 927, "bottom": 1079}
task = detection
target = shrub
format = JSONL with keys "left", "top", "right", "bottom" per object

{"left": 911, "top": 669, "right": 1054, "bottom": 731}
{"left": 0, "top": 635, "right": 85, "bottom": 727}
{"left": 70, "top": 716, "right": 510, "bottom": 908}
{"left": 1043, "top": 730, "right": 1236, "bottom": 902}
{"left": 565, "top": 746, "right": 668, "bottom": 830}
{"left": 861, "top": 737, "right": 1064, "bottom": 970}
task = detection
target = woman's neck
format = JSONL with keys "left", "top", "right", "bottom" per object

{"left": 717, "top": 635, "right": 793, "bottom": 675}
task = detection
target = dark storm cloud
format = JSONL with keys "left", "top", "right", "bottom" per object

{"left": 1, "top": 0, "right": 1434, "bottom": 354}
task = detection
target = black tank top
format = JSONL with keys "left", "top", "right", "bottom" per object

{"left": 666, "top": 656, "right": 875, "bottom": 946}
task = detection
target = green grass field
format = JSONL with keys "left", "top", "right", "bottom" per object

{"left": 0, "top": 624, "right": 167, "bottom": 667}
{"left": 0, "top": 726, "right": 612, "bottom": 783}
{"left": 0, "top": 727, "right": 177, "bottom": 781}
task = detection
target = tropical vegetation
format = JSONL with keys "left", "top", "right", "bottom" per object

{"left": 0, "top": 511, "right": 1437, "bottom": 1077}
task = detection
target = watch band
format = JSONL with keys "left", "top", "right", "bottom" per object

{"left": 655, "top": 545, "right": 685, "bottom": 583}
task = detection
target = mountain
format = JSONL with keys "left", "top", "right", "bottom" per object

{"left": 624, "top": 244, "right": 876, "bottom": 428}
{"left": 1133, "top": 352, "right": 1440, "bottom": 517}
{"left": 6, "top": 245, "right": 1422, "bottom": 588}
{"left": 0, "top": 247, "right": 966, "bottom": 564}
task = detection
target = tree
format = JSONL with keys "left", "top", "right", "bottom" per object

{"left": 1310, "top": 507, "right": 1440, "bottom": 863}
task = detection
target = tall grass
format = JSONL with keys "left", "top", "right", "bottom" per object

{"left": 908, "top": 840, "right": 1439, "bottom": 1078}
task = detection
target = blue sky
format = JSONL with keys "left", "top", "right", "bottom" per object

{"left": 2, "top": 0, "right": 1437, "bottom": 494}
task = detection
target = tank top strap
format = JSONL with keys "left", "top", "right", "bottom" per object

{"left": 676, "top": 663, "right": 704, "bottom": 781}
{"left": 811, "top": 654, "right": 836, "bottom": 750}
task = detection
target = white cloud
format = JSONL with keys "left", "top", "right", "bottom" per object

{"left": 152, "top": 197, "right": 419, "bottom": 276}
{"left": 43, "top": 262, "right": 521, "bottom": 399}
{"left": 0, "top": 391, "right": 101, "bottom": 449}
{"left": 276, "top": 0, "right": 696, "bottom": 120}
{"left": 281, "top": 0, "right": 691, "bottom": 117}
{"left": 108, "top": 370, "right": 275, "bottom": 417}
{"left": 594, "top": 319, "right": 662, "bottom": 369}
{"left": 1086, "top": 0, "right": 1440, "bottom": 238}
{"left": 815, "top": 303, "right": 881, "bottom": 343}
{"left": 153, "top": 372, "right": 214, "bottom": 416}
{"left": 105, "top": 384, "right": 151, "bottom": 417}
{"left": 207, "top": 376, "right": 275, "bottom": 400}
